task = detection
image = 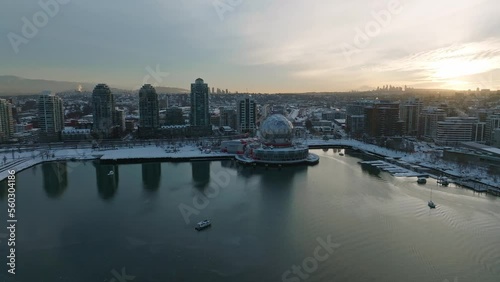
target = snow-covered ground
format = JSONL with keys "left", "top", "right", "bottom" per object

{"left": 0, "top": 148, "right": 96, "bottom": 181}
{"left": 0, "top": 144, "right": 234, "bottom": 181}
{"left": 99, "top": 145, "right": 232, "bottom": 160}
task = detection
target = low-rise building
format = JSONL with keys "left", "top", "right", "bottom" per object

{"left": 436, "top": 117, "right": 485, "bottom": 145}
{"left": 346, "top": 115, "right": 364, "bottom": 138}
{"left": 485, "top": 114, "right": 500, "bottom": 145}
{"left": 164, "top": 107, "right": 184, "bottom": 125}
{"left": 419, "top": 107, "right": 447, "bottom": 140}
{"left": 61, "top": 127, "right": 92, "bottom": 141}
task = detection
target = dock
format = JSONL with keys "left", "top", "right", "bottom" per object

{"left": 359, "top": 160, "right": 426, "bottom": 177}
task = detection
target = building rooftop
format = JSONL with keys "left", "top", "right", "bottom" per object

{"left": 461, "top": 142, "right": 500, "bottom": 156}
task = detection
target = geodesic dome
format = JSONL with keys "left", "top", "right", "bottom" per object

{"left": 260, "top": 114, "right": 294, "bottom": 143}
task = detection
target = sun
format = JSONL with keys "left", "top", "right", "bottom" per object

{"left": 430, "top": 58, "right": 493, "bottom": 80}
{"left": 442, "top": 80, "right": 468, "bottom": 89}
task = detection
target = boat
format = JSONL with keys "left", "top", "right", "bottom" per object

{"left": 428, "top": 183, "right": 436, "bottom": 209}
{"left": 437, "top": 176, "right": 449, "bottom": 186}
{"left": 417, "top": 176, "right": 427, "bottom": 184}
{"left": 195, "top": 219, "right": 211, "bottom": 231}
{"left": 107, "top": 170, "right": 114, "bottom": 176}
{"left": 428, "top": 200, "right": 436, "bottom": 209}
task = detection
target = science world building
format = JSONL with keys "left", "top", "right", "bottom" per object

{"left": 235, "top": 114, "right": 319, "bottom": 165}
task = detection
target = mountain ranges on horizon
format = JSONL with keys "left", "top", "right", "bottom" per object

{"left": 0, "top": 76, "right": 190, "bottom": 95}
{"left": 0, "top": 76, "right": 496, "bottom": 97}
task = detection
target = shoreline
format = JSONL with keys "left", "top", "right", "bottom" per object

{"left": 0, "top": 140, "right": 498, "bottom": 196}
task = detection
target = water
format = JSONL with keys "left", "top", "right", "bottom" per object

{"left": 0, "top": 149, "right": 499, "bottom": 282}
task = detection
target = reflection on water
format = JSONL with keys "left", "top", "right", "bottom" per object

{"left": 0, "top": 181, "right": 7, "bottom": 200}
{"left": 221, "top": 159, "right": 236, "bottom": 169}
{"left": 360, "top": 162, "right": 382, "bottom": 177}
{"left": 142, "top": 163, "right": 161, "bottom": 191}
{"left": 1, "top": 157, "right": 500, "bottom": 282}
{"left": 42, "top": 162, "right": 68, "bottom": 198}
{"left": 259, "top": 165, "right": 307, "bottom": 185}
{"left": 234, "top": 162, "right": 308, "bottom": 180}
{"left": 32, "top": 164, "right": 38, "bottom": 176}
{"left": 94, "top": 162, "right": 119, "bottom": 200}
{"left": 191, "top": 161, "right": 210, "bottom": 189}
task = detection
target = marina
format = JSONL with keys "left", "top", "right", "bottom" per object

{"left": 359, "top": 158, "right": 500, "bottom": 196}
{"left": 359, "top": 160, "right": 428, "bottom": 178}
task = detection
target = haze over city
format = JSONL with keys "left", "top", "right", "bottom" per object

{"left": 2, "top": 0, "right": 500, "bottom": 93}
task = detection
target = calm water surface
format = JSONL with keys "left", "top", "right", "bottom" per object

{"left": 0, "top": 149, "right": 499, "bottom": 282}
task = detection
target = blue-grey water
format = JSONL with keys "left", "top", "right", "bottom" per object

{"left": 0, "top": 149, "right": 499, "bottom": 282}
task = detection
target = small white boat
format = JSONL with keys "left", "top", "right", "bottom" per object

{"left": 428, "top": 184, "right": 436, "bottom": 209}
{"left": 107, "top": 170, "right": 114, "bottom": 176}
{"left": 195, "top": 219, "right": 211, "bottom": 231}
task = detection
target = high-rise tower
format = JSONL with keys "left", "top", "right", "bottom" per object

{"left": 190, "top": 78, "right": 210, "bottom": 127}
{"left": 237, "top": 96, "right": 257, "bottom": 133}
{"left": 139, "top": 84, "right": 160, "bottom": 131}
{"left": 0, "top": 99, "right": 14, "bottom": 142}
{"left": 92, "top": 84, "right": 116, "bottom": 136}
{"left": 38, "top": 91, "right": 64, "bottom": 141}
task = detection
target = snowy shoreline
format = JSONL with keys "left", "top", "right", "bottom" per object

{"left": 0, "top": 140, "right": 498, "bottom": 195}
{"left": 0, "top": 144, "right": 236, "bottom": 181}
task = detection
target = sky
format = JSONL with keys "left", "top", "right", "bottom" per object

{"left": 1, "top": 0, "right": 499, "bottom": 93}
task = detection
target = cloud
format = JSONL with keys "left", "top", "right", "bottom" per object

{"left": 365, "top": 38, "right": 500, "bottom": 88}
{"left": 227, "top": 0, "right": 500, "bottom": 90}
{"left": 1, "top": 0, "right": 499, "bottom": 92}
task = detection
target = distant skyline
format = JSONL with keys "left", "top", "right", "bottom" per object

{"left": 1, "top": 0, "right": 499, "bottom": 93}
